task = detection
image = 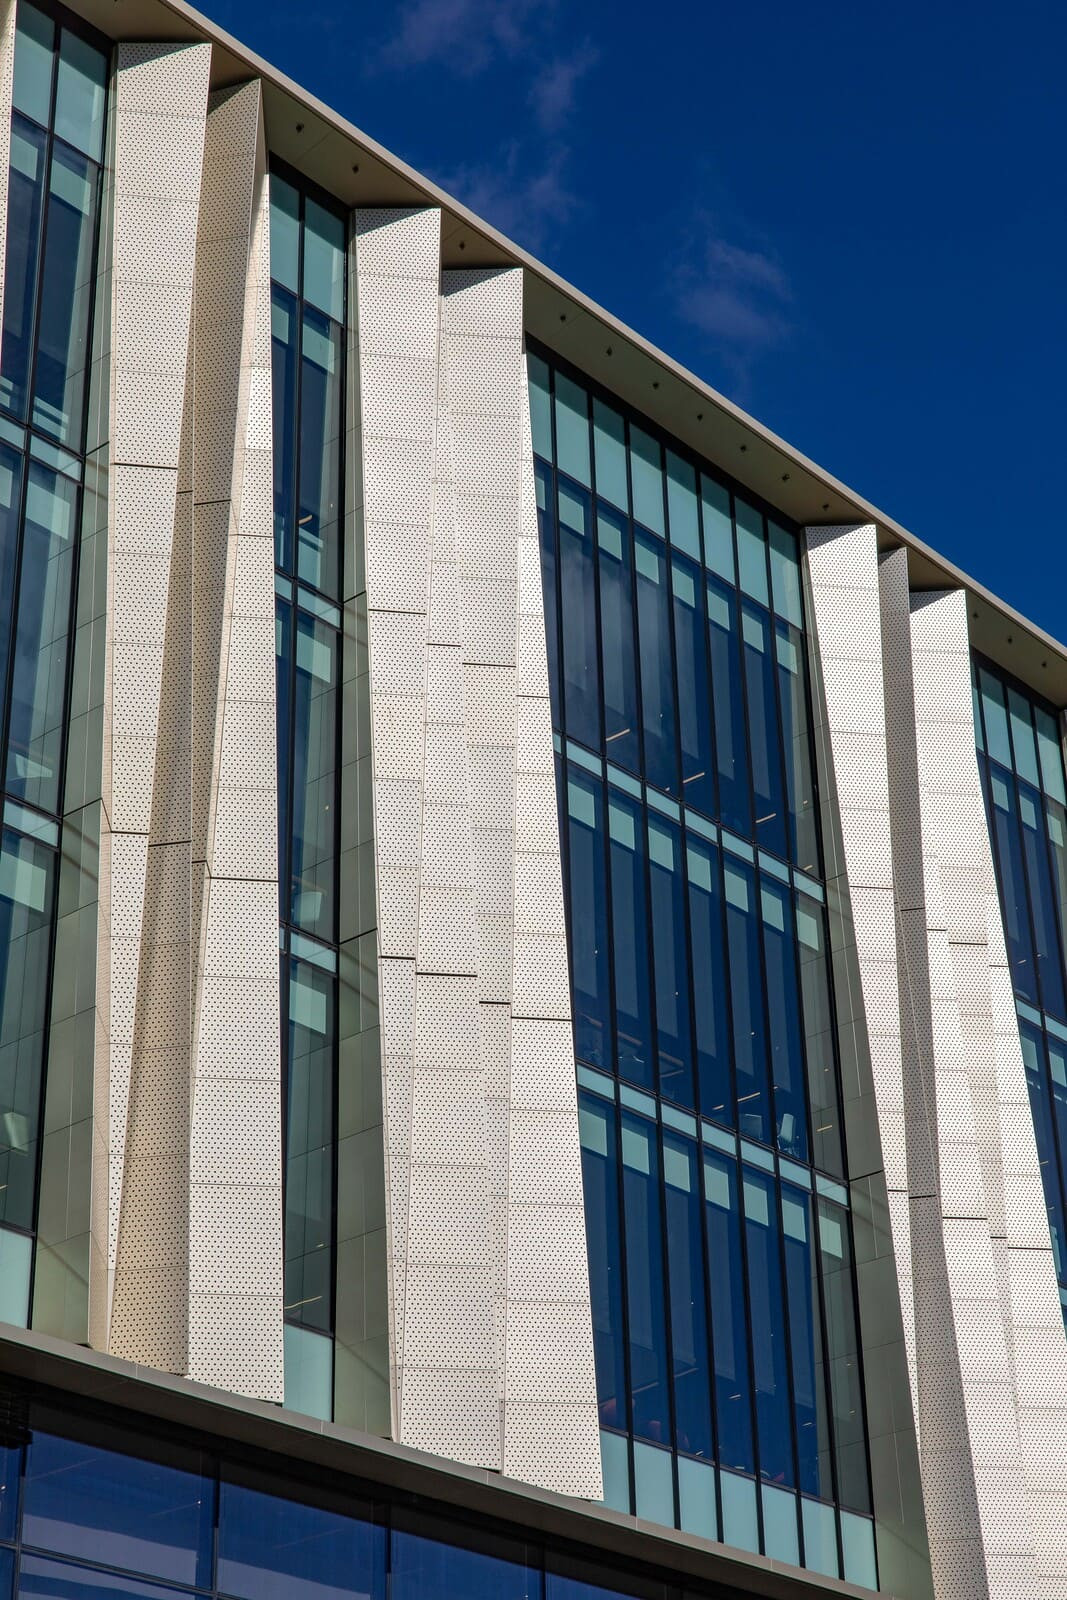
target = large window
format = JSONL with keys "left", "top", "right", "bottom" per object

{"left": 531, "top": 350, "right": 874, "bottom": 1588}
{"left": 269, "top": 167, "right": 346, "bottom": 1411}
{"left": 0, "top": 0, "right": 108, "bottom": 1314}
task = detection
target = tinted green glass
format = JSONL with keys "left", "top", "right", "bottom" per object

{"left": 12, "top": 2, "right": 54, "bottom": 128}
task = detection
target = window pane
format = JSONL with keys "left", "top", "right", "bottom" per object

{"left": 558, "top": 478, "right": 599, "bottom": 750}
{"left": 18, "top": 1552, "right": 194, "bottom": 1600}
{"left": 734, "top": 499, "right": 768, "bottom": 604}
{"left": 566, "top": 770, "right": 609, "bottom": 1069}
{"left": 686, "top": 838, "right": 730, "bottom": 1126}
{"left": 741, "top": 603, "right": 787, "bottom": 859}
{"left": 767, "top": 521, "right": 803, "bottom": 628}
{"left": 554, "top": 372, "right": 590, "bottom": 488}
{"left": 761, "top": 880, "right": 807, "bottom": 1161}
{"left": 743, "top": 1168, "right": 793, "bottom": 1486}
{"left": 535, "top": 460, "right": 560, "bottom": 729}
{"left": 621, "top": 1113, "right": 671, "bottom": 1445}
{"left": 5, "top": 462, "right": 78, "bottom": 812}
{"left": 269, "top": 174, "right": 301, "bottom": 295}
{"left": 781, "top": 1187, "right": 832, "bottom": 1498}
{"left": 662, "top": 1132, "right": 712, "bottom": 1458}
{"left": 775, "top": 620, "right": 819, "bottom": 874}
{"left": 289, "top": 610, "right": 337, "bottom": 939}
{"left": 302, "top": 198, "right": 345, "bottom": 322}
{"left": 665, "top": 450, "right": 698, "bottom": 558}
{"left": 1018, "top": 782, "right": 1067, "bottom": 1020}
{"left": 390, "top": 1517, "right": 536, "bottom": 1600}
{"left": 1008, "top": 687, "right": 1040, "bottom": 787}
{"left": 32, "top": 140, "right": 99, "bottom": 445}
{"left": 1, "top": 118, "right": 48, "bottom": 422}
{"left": 818, "top": 1199, "right": 871, "bottom": 1513}
{"left": 597, "top": 503, "right": 639, "bottom": 772}
{"left": 1036, "top": 708, "right": 1066, "bottom": 804}
{"left": 724, "top": 859, "right": 769, "bottom": 1144}
{"left": 275, "top": 599, "right": 292, "bottom": 900}
{"left": 608, "top": 792, "right": 653, "bottom": 1090}
{"left": 285, "top": 956, "right": 336, "bottom": 1332}
{"left": 271, "top": 286, "right": 298, "bottom": 572}
{"left": 12, "top": 4, "right": 54, "bottom": 127}
{"left": 629, "top": 426, "right": 664, "bottom": 535}
{"left": 672, "top": 555, "right": 713, "bottom": 816}
{"left": 0, "top": 447, "right": 25, "bottom": 727}
{"left": 22, "top": 1426, "right": 211, "bottom": 1586}
{"left": 0, "top": 829, "right": 55, "bottom": 1229}
{"left": 796, "top": 896, "right": 843, "bottom": 1177}
{"left": 54, "top": 29, "right": 107, "bottom": 162}
{"left": 700, "top": 476, "right": 733, "bottom": 582}
{"left": 634, "top": 531, "right": 677, "bottom": 795}
{"left": 579, "top": 1094, "right": 627, "bottom": 1432}
{"left": 1020, "top": 1025, "right": 1065, "bottom": 1279}
{"left": 297, "top": 305, "right": 342, "bottom": 596}
{"left": 1046, "top": 797, "right": 1067, "bottom": 982}
{"left": 706, "top": 577, "right": 750, "bottom": 837}
{"left": 592, "top": 398, "right": 627, "bottom": 511}
{"left": 647, "top": 816, "right": 692, "bottom": 1107}
{"left": 986, "top": 764, "right": 1037, "bottom": 1004}
{"left": 979, "top": 669, "right": 1012, "bottom": 769}
{"left": 703, "top": 1153, "right": 754, "bottom": 1472}
{"left": 527, "top": 353, "right": 551, "bottom": 461}
{"left": 218, "top": 1478, "right": 383, "bottom": 1600}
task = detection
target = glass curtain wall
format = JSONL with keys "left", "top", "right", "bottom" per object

{"left": 529, "top": 348, "right": 875, "bottom": 1590}
{"left": 268, "top": 166, "right": 345, "bottom": 1413}
{"left": 0, "top": 0, "right": 107, "bottom": 1323}
{"left": 974, "top": 659, "right": 1067, "bottom": 1329}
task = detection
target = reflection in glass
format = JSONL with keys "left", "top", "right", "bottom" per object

{"left": 818, "top": 1198, "right": 871, "bottom": 1513}
{"left": 566, "top": 771, "right": 608, "bottom": 1069}
{"left": 703, "top": 1152, "right": 754, "bottom": 1473}
{"left": 558, "top": 478, "right": 599, "bottom": 750}
{"left": 536, "top": 461, "right": 560, "bottom": 728}
{"left": 284, "top": 957, "right": 336, "bottom": 1333}
{"left": 578, "top": 1095, "right": 627, "bottom": 1432}
{"left": 288, "top": 609, "right": 338, "bottom": 941}
{"left": 390, "top": 1518, "right": 536, "bottom": 1600}
{"left": 1, "top": 117, "right": 48, "bottom": 422}
{"left": 761, "top": 880, "right": 807, "bottom": 1161}
{"left": 33, "top": 140, "right": 99, "bottom": 445}
{"left": 775, "top": 619, "right": 819, "bottom": 874}
{"left": 634, "top": 531, "right": 676, "bottom": 795}
{"left": 706, "top": 577, "right": 750, "bottom": 837}
{"left": 218, "top": 1478, "right": 382, "bottom": 1600}
{"left": 672, "top": 555, "right": 713, "bottom": 816}
{"left": 724, "top": 859, "right": 769, "bottom": 1144}
{"left": 781, "top": 1186, "right": 832, "bottom": 1498}
{"left": 743, "top": 1169, "right": 793, "bottom": 1486}
{"left": 608, "top": 792, "right": 653, "bottom": 1089}
{"left": 647, "top": 816, "right": 692, "bottom": 1106}
{"left": 686, "top": 838, "right": 730, "bottom": 1125}
{"left": 662, "top": 1133, "right": 712, "bottom": 1457}
{"left": 597, "top": 503, "right": 639, "bottom": 772}
{"left": 0, "top": 828, "right": 55, "bottom": 1229}
{"left": 741, "top": 603, "right": 786, "bottom": 859}
{"left": 621, "top": 1114, "right": 670, "bottom": 1445}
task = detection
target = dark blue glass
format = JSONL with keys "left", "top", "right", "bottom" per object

{"left": 1020, "top": 1023, "right": 1066, "bottom": 1278}
{"left": 596, "top": 502, "right": 639, "bottom": 773}
{"left": 1046, "top": 795, "right": 1067, "bottom": 980}
{"left": 535, "top": 460, "right": 560, "bottom": 731}
{"left": 671, "top": 554, "right": 714, "bottom": 816}
{"left": 662, "top": 1132, "right": 712, "bottom": 1458}
{"left": 547, "top": 1557, "right": 667, "bottom": 1600}
{"left": 32, "top": 139, "right": 99, "bottom": 446}
{"left": 761, "top": 880, "right": 807, "bottom": 1162}
{"left": 0, "top": 1547, "right": 10, "bottom": 1600}
{"left": 723, "top": 858, "right": 770, "bottom": 1145}
{"left": 796, "top": 896, "right": 844, "bottom": 1178}
{"left": 706, "top": 576, "right": 750, "bottom": 838}
{"left": 686, "top": 837, "right": 731, "bottom": 1126}
{"left": 21, "top": 1427, "right": 212, "bottom": 1587}
{"left": 578, "top": 1093, "right": 628, "bottom": 1432}
{"left": 0, "top": 827, "right": 56, "bottom": 1228}
{"left": 566, "top": 769, "right": 609, "bottom": 1069}
{"left": 284, "top": 956, "right": 336, "bottom": 1332}
{"left": 607, "top": 789, "right": 653, "bottom": 1089}
{"left": 775, "top": 619, "right": 819, "bottom": 875}
{"left": 557, "top": 476, "right": 600, "bottom": 751}
{"left": 621, "top": 1113, "right": 671, "bottom": 1445}
{"left": 1017, "top": 780, "right": 1067, "bottom": 1021}
{"left": 647, "top": 815, "right": 693, "bottom": 1107}
{"left": 0, "top": 444, "right": 25, "bottom": 735}
{"left": 289, "top": 607, "right": 338, "bottom": 942}
{"left": 702, "top": 1152, "right": 754, "bottom": 1473}
{"left": 634, "top": 530, "right": 677, "bottom": 795}
{"left": 985, "top": 760, "right": 1038, "bottom": 1004}
{"left": 740, "top": 602, "right": 787, "bottom": 860}
{"left": 17, "top": 1553, "right": 192, "bottom": 1600}
{"left": 271, "top": 284, "right": 298, "bottom": 573}
{"left": 781, "top": 1186, "right": 832, "bottom": 1499}
{"left": 742, "top": 1168, "right": 793, "bottom": 1487}
{"left": 390, "top": 1518, "right": 537, "bottom": 1600}
{"left": 218, "top": 1478, "right": 384, "bottom": 1600}
{"left": 297, "top": 306, "right": 342, "bottom": 597}
{"left": 0, "top": 1440, "right": 19, "bottom": 1541}
{"left": 1047, "top": 1035, "right": 1067, "bottom": 1284}
{"left": 0, "top": 117, "right": 47, "bottom": 422}
{"left": 818, "top": 1198, "right": 871, "bottom": 1513}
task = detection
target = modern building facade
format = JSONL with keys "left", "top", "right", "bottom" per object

{"left": 0, "top": 1, "right": 1062, "bottom": 1597}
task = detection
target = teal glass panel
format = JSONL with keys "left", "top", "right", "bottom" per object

{"left": 719, "top": 1469, "right": 759, "bottom": 1554}
{"left": 761, "top": 1483, "right": 799, "bottom": 1565}
{"left": 1008, "top": 687, "right": 1040, "bottom": 786}
{"left": 12, "top": 3, "right": 54, "bottom": 128}
{"left": 554, "top": 372, "right": 590, "bottom": 488}
{"left": 700, "top": 475, "right": 733, "bottom": 580}
{"left": 734, "top": 498, "right": 769, "bottom": 604}
{"left": 269, "top": 174, "right": 300, "bottom": 294}
{"left": 665, "top": 450, "right": 699, "bottom": 558}
{"left": 979, "top": 668, "right": 1012, "bottom": 767}
{"left": 527, "top": 352, "right": 552, "bottom": 460}
{"left": 632, "top": 1440, "right": 673, "bottom": 1527}
{"left": 284, "top": 956, "right": 336, "bottom": 1333}
{"left": 598, "top": 1429, "right": 630, "bottom": 1514}
{"left": 54, "top": 29, "right": 107, "bottom": 162}
{"left": 1036, "top": 708, "right": 1067, "bottom": 803}
{"left": 676, "top": 1455, "right": 717, "bottom": 1541}
{"left": 840, "top": 1511, "right": 877, "bottom": 1589}
{"left": 283, "top": 1323, "right": 333, "bottom": 1420}
{"left": 0, "top": 1225, "right": 31, "bottom": 1326}
{"left": 303, "top": 197, "right": 345, "bottom": 321}
{"left": 1, "top": 118, "right": 49, "bottom": 423}
{"left": 817, "top": 1197, "right": 871, "bottom": 1513}
{"left": 592, "top": 397, "right": 627, "bottom": 510}
{"left": 768, "top": 520, "right": 803, "bottom": 627}
{"left": 33, "top": 139, "right": 100, "bottom": 446}
{"left": 629, "top": 425, "right": 664, "bottom": 534}
{"left": 297, "top": 309, "right": 342, "bottom": 596}
{"left": 802, "top": 1496, "right": 840, "bottom": 1578}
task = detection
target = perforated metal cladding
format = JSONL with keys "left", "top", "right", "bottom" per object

{"left": 90, "top": 68, "right": 282, "bottom": 1401}
{"left": 358, "top": 227, "right": 598, "bottom": 1493}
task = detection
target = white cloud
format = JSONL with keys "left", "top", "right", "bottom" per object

{"left": 528, "top": 45, "right": 598, "bottom": 132}
{"left": 676, "top": 226, "right": 792, "bottom": 353}
{"left": 435, "top": 141, "right": 576, "bottom": 250}
{"left": 379, "top": 0, "right": 549, "bottom": 74}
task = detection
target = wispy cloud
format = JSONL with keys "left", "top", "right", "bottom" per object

{"left": 379, "top": 0, "right": 550, "bottom": 74}
{"left": 528, "top": 45, "right": 598, "bottom": 132}
{"left": 676, "top": 232, "right": 792, "bottom": 352}
{"left": 434, "top": 142, "right": 576, "bottom": 251}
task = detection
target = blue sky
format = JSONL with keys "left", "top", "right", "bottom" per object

{"left": 213, "top": 0, "right": 1066, "bottom": 639}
